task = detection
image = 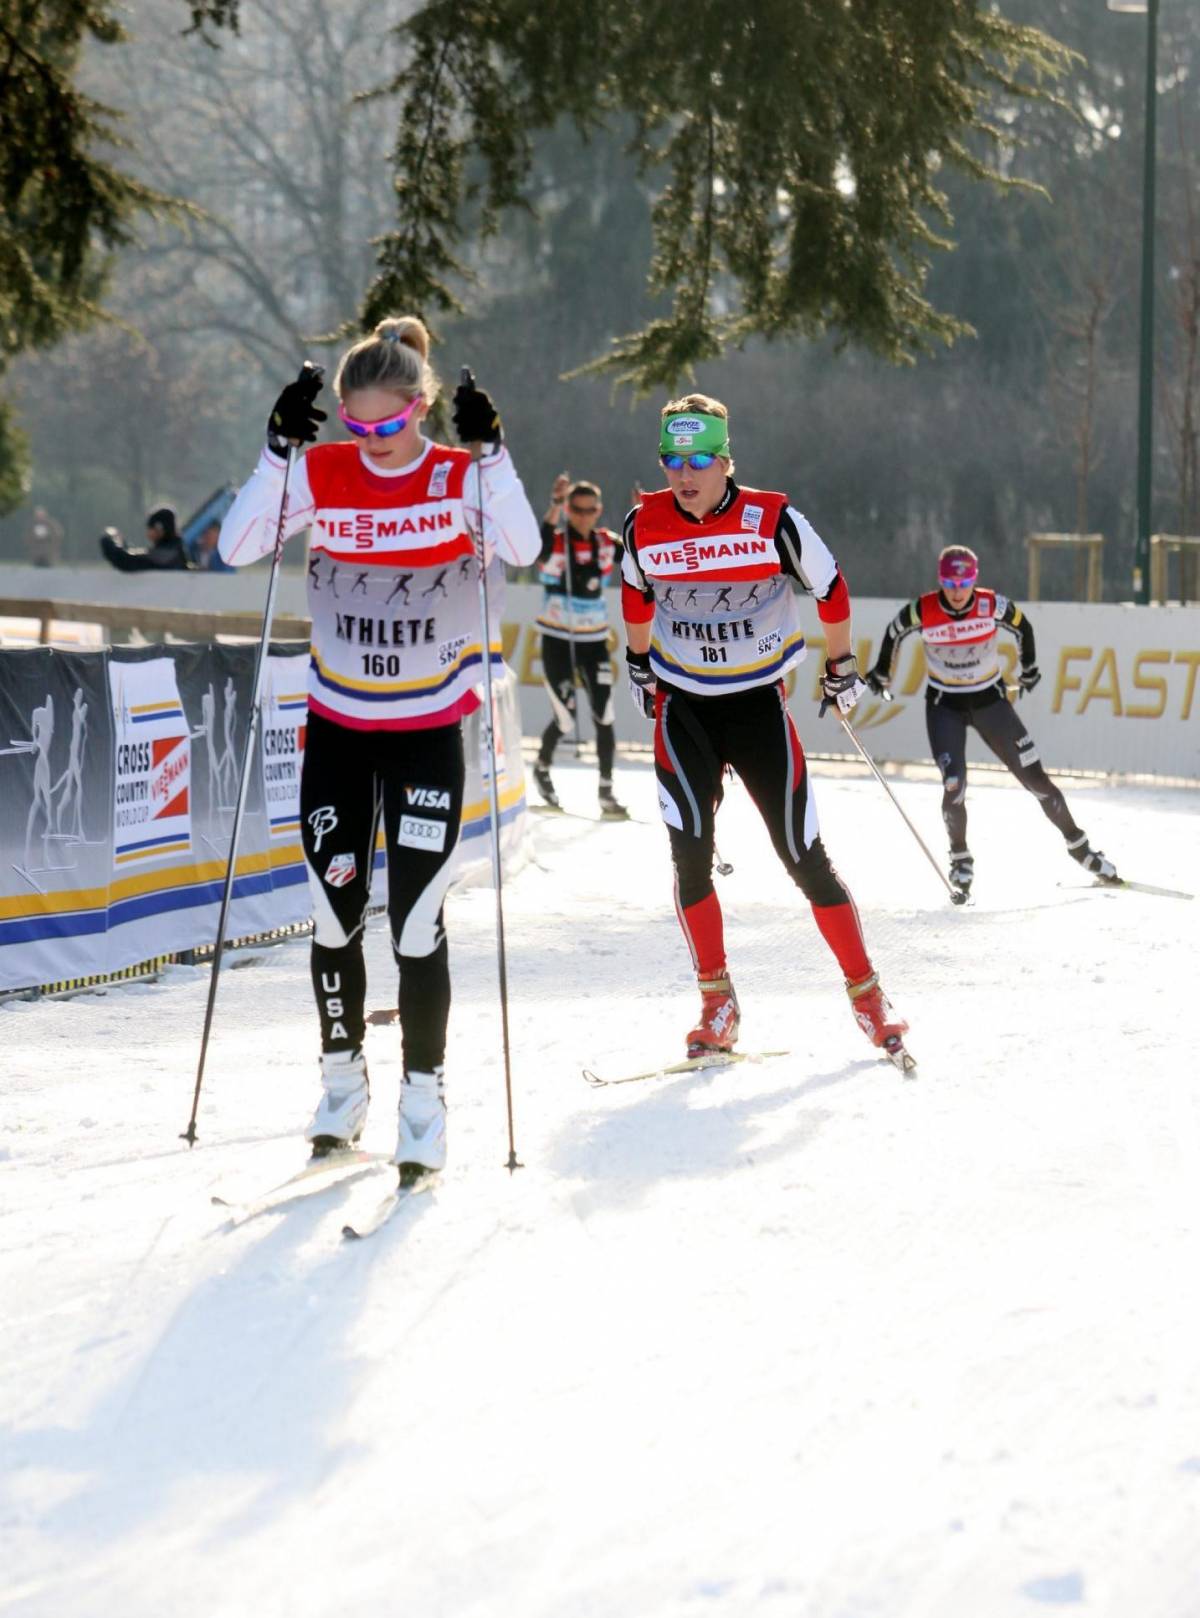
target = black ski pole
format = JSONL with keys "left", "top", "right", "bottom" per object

{"left": 559, "top": 499, "right": 583, "bottom": 758}
{"left": 836, "top": 712, "right": 958, "bottom": 903}
{"left": 462, "top": 367, "right": 522, "bottom": 1173}
{"left": 181, "top": 363, "right": 322, "bottom": 1145}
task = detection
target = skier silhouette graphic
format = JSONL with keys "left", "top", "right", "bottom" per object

{"left": 385, "top": 573, "right": 413, "bottom": 606}
{"left": 22, "top": 696, "right": 55, "bottom": 871}
{"left": 52, "top": 687, "right": 88, "bottom": 841}
{"left": 422, "top": 569, "right": 449, "bottom": 601}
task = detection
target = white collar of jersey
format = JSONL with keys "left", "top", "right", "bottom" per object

{"left": 355, "top": 435, "right": 434, "bottom": 479}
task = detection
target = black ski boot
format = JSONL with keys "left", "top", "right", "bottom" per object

{"left": 598, "top": 778, "right": 629, "bottom": 821}
{"left": 532, "top": 760, "right": 561, "bottom": 810}
{"left": 948, "top": 849, "right": 974, "bottom": 905}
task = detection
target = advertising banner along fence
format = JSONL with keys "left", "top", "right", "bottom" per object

{"left": 499, "top": 586, "right": 1200, "bottom": 781}
{"left": 0, "top": 644, "right": 529, "bottom": 994}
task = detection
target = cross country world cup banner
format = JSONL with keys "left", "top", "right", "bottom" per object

{"left": 108, "top": 656, "right": 192, "bottom": 869}
{"left": 260, "top": 653, "right": 308, "bottom": 841}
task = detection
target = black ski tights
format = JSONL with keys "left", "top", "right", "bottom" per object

{"left": 926, "top": 688, "right": 1083, "bottom": 854}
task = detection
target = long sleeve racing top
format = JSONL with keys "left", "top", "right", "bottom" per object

{"left": 220, "top": 436, "right": 540, "bottom": 730}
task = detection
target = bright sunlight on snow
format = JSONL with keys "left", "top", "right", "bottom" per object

{"left": 2, "top": 753, "right": 1198, "bottom": 1618}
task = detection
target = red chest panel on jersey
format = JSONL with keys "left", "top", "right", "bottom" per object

{"left": 634, "top": 488, "right": 787, "bottom": 583}
{"left": 919, "top": 588, "right": 998, "bottom": 645}
{"left": 305, "top": 441, "right": 473, "bottom": 568}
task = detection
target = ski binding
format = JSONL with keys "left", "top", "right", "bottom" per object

{"left": 342, "top": 1164, "right": 441, "bottom": 1240}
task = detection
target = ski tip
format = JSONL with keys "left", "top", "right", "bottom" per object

{"left": 581, "top": 1068, "right": 607, "bottom": 1087}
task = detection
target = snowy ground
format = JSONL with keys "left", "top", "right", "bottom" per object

{"left": 2, "top": 751, "right": 1199, "bottom": 1618}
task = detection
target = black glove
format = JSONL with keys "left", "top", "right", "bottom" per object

{"left": 626, "top": 647, "right": 657, "bottom": 720}
{"left": 453, "top": 370, "right": 503, "bottom": 447}
{"left": 1018, "top": 664, "right": 1041, "bottom": 696}
{"left": 819, "top": 654, "right": 867, "bottom": 717}
{"left": 267, "top": 361, "right": 326, "bottom": 455}
{"left": 865, "top": 666, "right": 891, "bottom": 697}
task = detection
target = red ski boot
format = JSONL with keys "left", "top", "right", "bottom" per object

{"left": 847, "top": 972, "right": 914, "bottom": 1072}
{"left": 686, "top": 973, "right": 740, "bottom": 1058}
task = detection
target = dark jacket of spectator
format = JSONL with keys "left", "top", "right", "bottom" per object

{"left": 99, "top": 507, "right": 192, "bottom": 573}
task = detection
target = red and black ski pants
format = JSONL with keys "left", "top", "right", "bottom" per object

{"left": 653, "top": 681, "right": 871, "bottom": 984}
{"left": 299, "top": 711, "right": 464, "bottom": 1074}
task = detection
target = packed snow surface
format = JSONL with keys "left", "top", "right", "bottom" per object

{"left": 2, "top": 753, "right": 1198, "bottom": 1618}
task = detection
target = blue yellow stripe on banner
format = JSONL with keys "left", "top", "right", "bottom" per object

{"left": 0, "top": 845, "right": 307, "bottom": 948}
{"left": 114, "top": 830, "right": 193, "bottom": 864}
{"left": 128, "top": 699, "right": 185, "bottom": 723}
{"left": 459, "top": 780, "right": 527, "bottom": 840}
{"left": 0, "top": 784, "right": 527, "bottom": 949}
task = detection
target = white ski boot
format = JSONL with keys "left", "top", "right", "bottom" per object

{"left": 306, "top": 1047, "right": 370, "bottom": 1155}
{"left": 1067, "top": 835, "right": 1120, "bottom": 884}
{"left": 393, "top": 1068, "right": 447, "bottom": 1173}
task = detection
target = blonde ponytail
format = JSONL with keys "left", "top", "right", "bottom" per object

{"left": 334, "top": 315, "right": 441, "bottom": 406}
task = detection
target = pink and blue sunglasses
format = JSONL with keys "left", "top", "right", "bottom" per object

{"left": 337, "top": 398, "right": 421, "bottom": 439}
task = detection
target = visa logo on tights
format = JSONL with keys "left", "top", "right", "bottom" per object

{"left": 405, "top": 786, "right": 451, "bottom": 811}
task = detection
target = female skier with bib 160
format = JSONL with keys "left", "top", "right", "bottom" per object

{"left": 219, "top": 317, "right": 540, "bottom": 1171}
{"left": 622, "top": 394, "right": 913, "bottom": 1070}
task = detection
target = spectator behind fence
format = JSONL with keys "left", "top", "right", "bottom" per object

{"left": 99, "top": 507, "right": 192, "bottom": 573}
{"left": 192, "top": 518, "right": 235, "bottom": 572}
{"left": 24, "top": 506, "right": 64, "bottom": 567}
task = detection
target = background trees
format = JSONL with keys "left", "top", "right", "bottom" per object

{"left": 1, "top": 0, "right": 1197, "bottom": 600}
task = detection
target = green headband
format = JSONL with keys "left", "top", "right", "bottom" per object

{"left": 659, "top": 411, "right": 730, "bottom": 458}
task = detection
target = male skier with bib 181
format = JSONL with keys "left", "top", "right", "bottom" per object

{"left": 866, "top": 544, "right": 1120, "bottom": 902}
{"left": 621, "top": 393, "right": 913, "bottom": 1071}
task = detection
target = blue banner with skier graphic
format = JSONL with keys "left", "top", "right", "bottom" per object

{"left": 0, "top": 644, "right": 530, "bottom": 993}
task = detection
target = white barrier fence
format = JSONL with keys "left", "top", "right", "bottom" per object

{"left": 499, "top": 586, "right": 1200, "bottom": 782}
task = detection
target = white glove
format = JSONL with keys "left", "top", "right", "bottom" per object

{"left": 819, "top": 654, "right": 867, "bottom": 717}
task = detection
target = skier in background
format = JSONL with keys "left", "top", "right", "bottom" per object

{"left": 866, "top": 544, "right": 1120, "bottom": 900}
{"left": 219, "top": 317, "right": 540, "bottom": 1173}
{"left": 531, "top": 471, "right": 627, "bottom": 819}
{"left": 622, "top": 393, "right": 912, "bottom": 1068}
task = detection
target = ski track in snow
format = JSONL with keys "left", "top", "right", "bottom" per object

{"left": 1, "top": 753, "right": 1198, "bottom": 1618}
